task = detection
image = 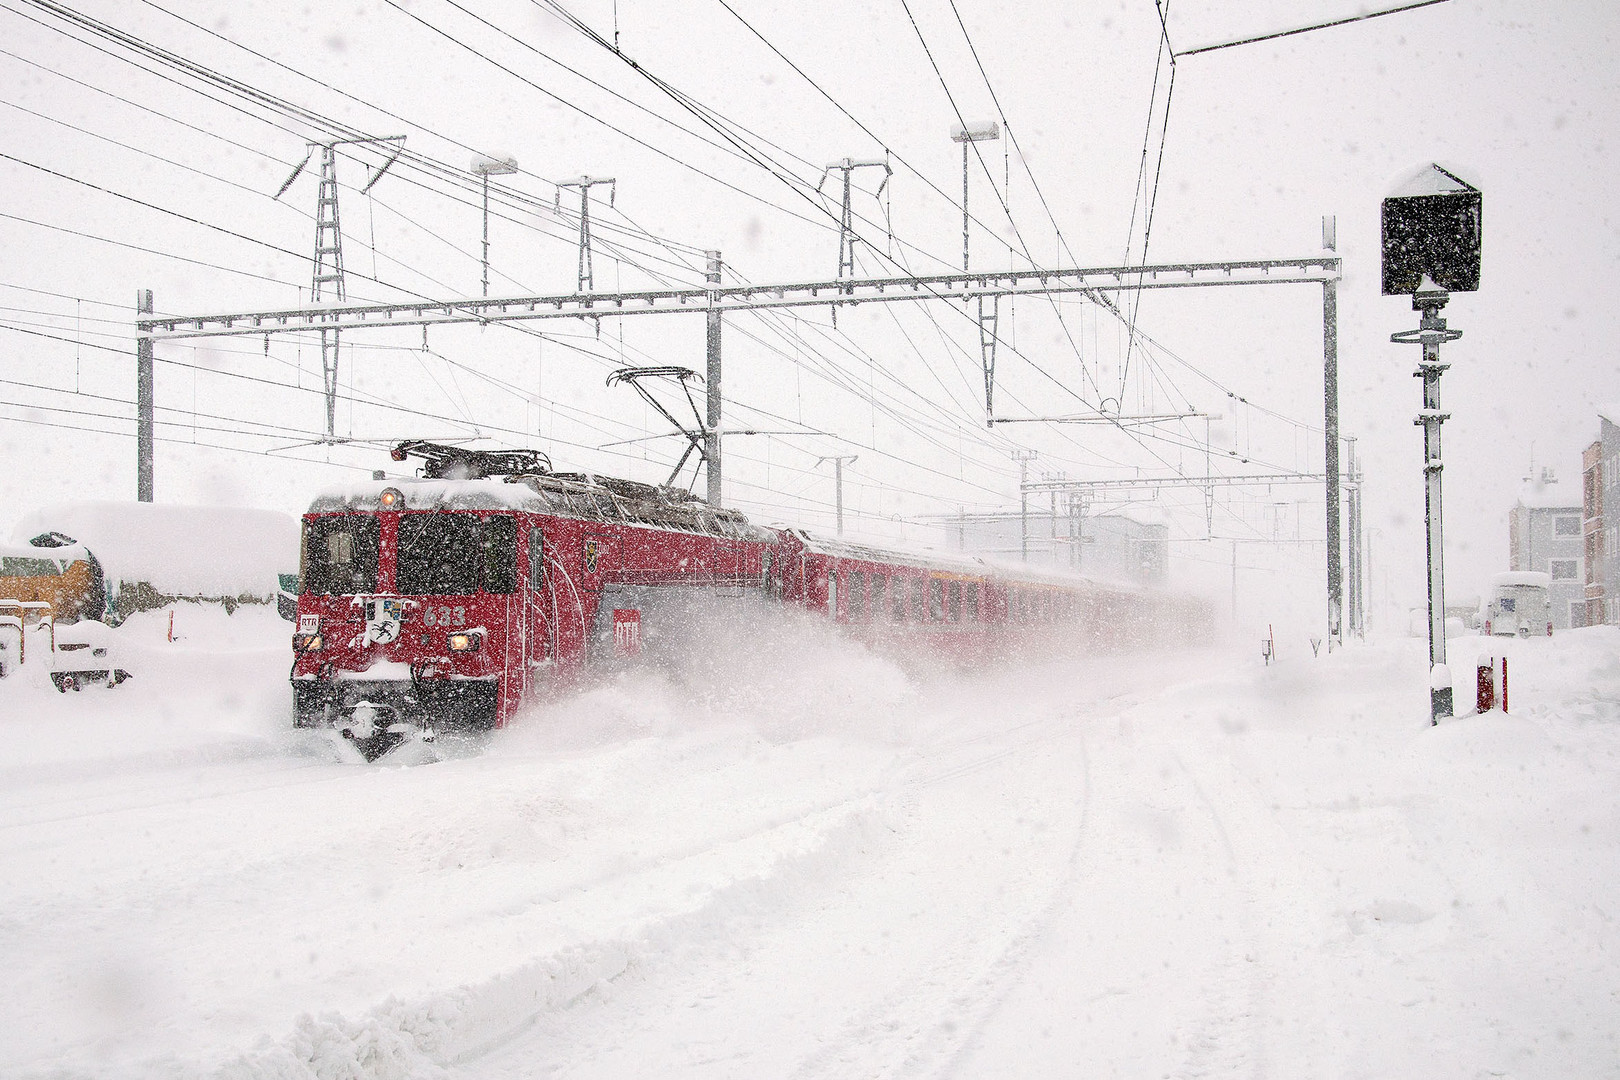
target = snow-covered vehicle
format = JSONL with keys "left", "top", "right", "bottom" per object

{"left": 0, "top": 538, "right": 106, "bottom": 624}
{"left": 49, "top": 618, "right": 130, "bottom": 692}
{"left": 1484, "top": 571, "right": 1553, "bottom": 637}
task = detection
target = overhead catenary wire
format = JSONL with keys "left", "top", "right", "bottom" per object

{"left": 0, "top": 1, "right": 1328, "bottom": 533}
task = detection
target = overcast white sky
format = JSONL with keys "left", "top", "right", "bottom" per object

{"left": 2, "top": 0, "right": 1615, "bottom": 634}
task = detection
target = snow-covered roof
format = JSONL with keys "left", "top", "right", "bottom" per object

{"left": 1387, "top": 162, "right": 1480, "bottom": 197}
{"left": 1514, "top": 471, "right": 1581, "bottom": 511}
{"left": 1598, "top": 405, "right": 1620, "bottom": 429}
{"left": 0, "top": 539, "right": 91, "bottom": 568}
{"left": 1492, "top": 571, "right": 1551, "bottom": 588}
{"left": 10, "top": 502, "right": 298, "bottom": 596}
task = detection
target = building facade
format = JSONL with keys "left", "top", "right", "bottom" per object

{"left": 1584, "top": 412, "right": 1620, "bottom": 626}
{"left": 1508, "top": 469, "right": 1585, "bottom": 629}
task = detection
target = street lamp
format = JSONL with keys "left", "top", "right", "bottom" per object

{"left": 949, "top": 121, "right": 999, "bottom": 272}
{"left": 471, "top": 155, "right": 519, "bottom": 297}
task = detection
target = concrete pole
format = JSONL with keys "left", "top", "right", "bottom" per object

{"left": 137, "top": 288, "right": 153, "bottom": 502}
{"left": 961, "top": 141, "right": 971, "bottom": 272}
{"left": 704, "top": 250, "right": 723, "bottom": 507}
{"left": 1050, "top": 490, "right": 1058, "bottom": 568}
{"left": 835, "top": 456, "right": 845, "bottom": 534}
{"left": 1323, "top": 274, "right": 1343, "bottom": 645}
{"left": 481, "top": 171, "right": 491, "bottom": 298}
{"left": 1012, "top": 449, "right": 1035, "bottom": 561}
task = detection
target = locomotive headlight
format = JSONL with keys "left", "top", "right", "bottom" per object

{"left": 295, "top": 632, "right": 324, "bottom": 652}
{"left": 448, "top": 631, "right": 481, "bottom": 653}
{"left": 378, "top": 487, "right": 404, "bottom": 510}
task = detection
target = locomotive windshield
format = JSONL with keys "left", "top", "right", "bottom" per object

{"left": 302, "top": 515, "right": 379, "bottom": 595}
{"left": 396, "top": 512, "right": 517, "bottom": 596}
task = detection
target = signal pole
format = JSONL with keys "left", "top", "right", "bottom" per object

{"left": 1393, "top": 283, "right": 1461, "bottom": 721}
{"left": 557, "top": 175, "right": 617, "bottom": 293}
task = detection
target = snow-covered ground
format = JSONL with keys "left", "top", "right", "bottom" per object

{"left": 1, "top": 607, "right": 1617, "bottom": 1079}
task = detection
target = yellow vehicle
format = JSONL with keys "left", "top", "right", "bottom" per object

{"left": 0, "top": 540, "right": 106, "bottom": 624}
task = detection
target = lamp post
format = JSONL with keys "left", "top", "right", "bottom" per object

{"left": 472, "top": 156, "right": 519, "bottom": 297}
{"left": 949, "top": 121, "right": 999, "bottom": 272}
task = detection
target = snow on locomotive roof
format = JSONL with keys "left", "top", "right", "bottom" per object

{"left": 308, "top": 477, "right": 544, "bottom": 514}
{"left": 307, "top": 473, "right": 779, "bottom": 543}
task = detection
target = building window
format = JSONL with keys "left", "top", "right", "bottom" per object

{"left": 1555, "top": 516, "right": 1582, "bottom": 537}
{"left": 1550, "top": 559, "right": 1578, "bottom": 580}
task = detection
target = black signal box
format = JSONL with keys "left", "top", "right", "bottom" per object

{"left": 1381, "top": 164, "right": 1481, "bottom": 295}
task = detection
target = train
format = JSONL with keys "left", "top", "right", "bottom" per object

{"left": 291, "top": 441, "right": 1209, "bottom": 760}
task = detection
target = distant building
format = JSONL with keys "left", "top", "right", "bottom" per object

{"left": 1508, "top": 468, "right": 1584, "bottom": 629}
{"left": 939, "top": 506, "right": 1169, "bottom": 585}
{"left": 1584, "top": 410, "right": 1620, "bottom": 626}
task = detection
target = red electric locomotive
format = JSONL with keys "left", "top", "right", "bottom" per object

{"left": 291, "top": 441, "right": 1204, "bottom": 759}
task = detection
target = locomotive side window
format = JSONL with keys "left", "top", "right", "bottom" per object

{"left": 302, "top": 515, "right": 379, "bottom": 595}
{"left": 849, "top": 570, "right": 866, "bottom": 621}
{"left": 871, "top": 575, "right": 887, "bottom": 620}
{"left": 396, "top": 513, "right": 481, "bottom": 595}
{"left": 965, "top": 583, "right": 979, "bottom": 622}
{"left": 911, "top": 576, "right": 926, "bottom": 621}
{"left": 529, "top": 527, "right": 547, "bottom": 589}
{"left": 928, "top": 578, "right": 944, "bottom": 622}
{"left": 482, "top": 515, "right": 518, "bottom": 594}
{"left": 828, "top": 570, "right": 839, "bottom": 619}
{"left": 947, "top": 581, "right": 961, "bottom": 622}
